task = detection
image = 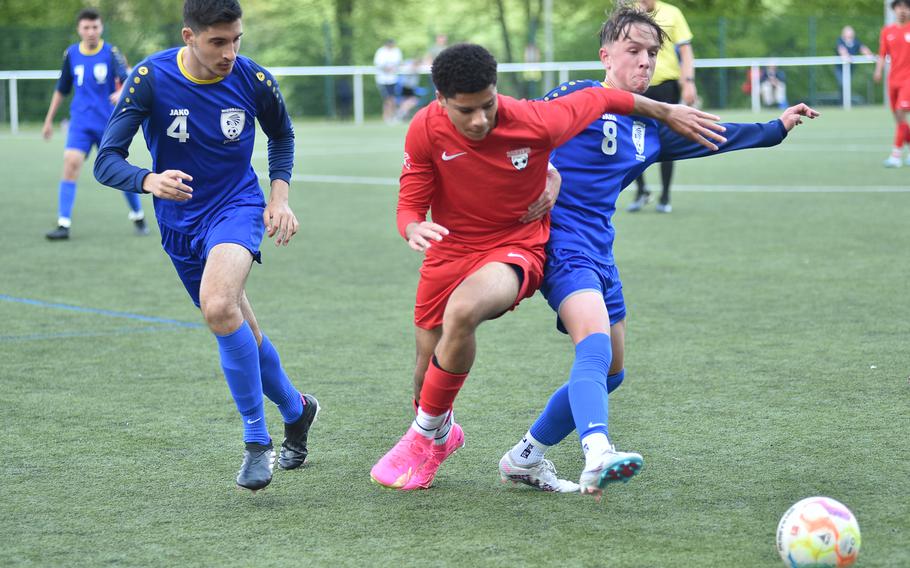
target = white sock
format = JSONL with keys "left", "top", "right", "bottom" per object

{"left": 410, "top": 407, "right": 447, "bottom": 439}
{"left": 581, "top": 432, "right": 612, "bottom": 471}
{"left": 509, "top": 431, "right": 549, "bottom": 467}
{"left": 433, "top": 410, "right": 453, "bottom": 446}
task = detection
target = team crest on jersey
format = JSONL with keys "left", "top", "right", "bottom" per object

{"left": 632, "top": 121, "right": 646, "bottom": 162}
{"left": 403, "top": 151, "right": 412, "bottom": 170}
{"left": 507, "top": 147, "right": 531, "bottom": 170}
{"left": 93, "top": 63, "right": 108, "bottom": 84}
{"left": 221, "top": 108, "right": 246, "bottom": 142}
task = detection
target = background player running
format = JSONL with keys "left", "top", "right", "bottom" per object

{"left": 497, "top": 6, "right": 819, "bottom": 499}
{"left": 370, "top": 42, "right": 726, "bottom": 491}
{"left": 94, "top": 0, "right": 317, "bottom": 492}
{"left": 42, "top": 8, "right": 147, "bottom": 240}
{"left": 874, "top": 0, "right": 910, "bottom": 167}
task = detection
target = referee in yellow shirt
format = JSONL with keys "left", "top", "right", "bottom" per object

{"left": 628, "top": 0, "right": 697, "bottom": 214}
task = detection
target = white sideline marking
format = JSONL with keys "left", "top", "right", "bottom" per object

{"left": 257, "top": 171, "right": 910, "bottom": 193}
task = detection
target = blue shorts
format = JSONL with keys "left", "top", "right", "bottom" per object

{"left": 159, "top": 205, "right": 265, "bottom": 307}
{"left": 540, "top": 248, "right": 626, "bottom": 334}
{"left": 65, "top": 121, "right": 105, "bottom": 154}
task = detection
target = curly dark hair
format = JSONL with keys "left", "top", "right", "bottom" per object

{"left": 599, "top": 5, "right": 667, "bottom": 48}
{"left": 184, "top": 0, "right": 243, "bottom": 32}
{"left": 431, "top": 43, "right": 498, "bottom": 99}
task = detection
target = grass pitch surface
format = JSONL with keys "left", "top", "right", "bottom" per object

{"left": 1, "top": 106, "right": 907, "bottom": 567}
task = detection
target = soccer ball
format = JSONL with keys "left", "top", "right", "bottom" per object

{"left": 776, "top": 496, "right": 861, "bottom": 567}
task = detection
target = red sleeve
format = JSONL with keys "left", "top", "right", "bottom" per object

{"left": 396, "top": 111, "right": 436, "bottom": 239}
{"left": 528, "top": 87, "right": 635, "bottom": 148}
{"left": 879, "top": 27, "right": 888, "bottom": 58}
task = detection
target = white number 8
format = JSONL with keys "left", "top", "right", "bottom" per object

{"left": 601, "top": 120, "right": 617, "bottom": 155}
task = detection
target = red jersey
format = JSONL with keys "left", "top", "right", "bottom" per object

{"left": 879, "top": 22, "right": 910, "bottom": 84}
{"left": 397, "top": 88, "right": 635, "bottom": 260}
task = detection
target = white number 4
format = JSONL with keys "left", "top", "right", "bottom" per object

{"left": 166, "top": 116, "right": 190, "bottom": 143}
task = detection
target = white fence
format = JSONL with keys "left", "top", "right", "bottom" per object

{"left": 0, "top": 55, "right": 879, "bottom": 134}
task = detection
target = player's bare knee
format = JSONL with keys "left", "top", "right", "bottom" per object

{"left": 200, "top": 294, "right": 241, "bottom": 332}
{"left": 441, "top": 299, "right": 483, "bottom": 334}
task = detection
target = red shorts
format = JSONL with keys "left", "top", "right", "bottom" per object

{"left": 888, "top": 81, "right": 910, "bottom": 112}
{"left": 413, "top": 245, "right": 545, "bottom": 330}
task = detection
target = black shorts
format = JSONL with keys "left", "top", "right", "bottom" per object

{"left": 643, "top": 80, "right": 681, "bottom": 104}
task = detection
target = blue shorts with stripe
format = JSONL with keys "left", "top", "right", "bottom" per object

{"left": 159, "top": 204, "right": 264, "bottom": 307}
{"left": 540, "top": 247, "right": 626, "bottom": 334}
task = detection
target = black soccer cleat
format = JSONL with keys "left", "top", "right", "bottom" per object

{"left": 278, "top": 394, "right": 320, "bottom": 470}
{"left": 236, "top": 441, "right": 275, "bottom": 491}
{"left": 133, "top": 218, "right": 150, "bottom": 236}
{"left": 45, "top": 225, "right": 70, "bottom": 240}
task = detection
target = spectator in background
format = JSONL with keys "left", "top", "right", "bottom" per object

{"left": 374, "top": 39, "right": 403, "bottom": 124}
{"left": 835, "top": 25, "right": 874, "bottom": 90}
{"left": 425, "top": 34, "right": 448, "bottom": 66}
{"left": 395, "top": 59, "right": 426, "bottom": 121}
{"left": 628, "top": 0, "right": 697, "bottom": 214}
{"left": 760, "top": 65, "right": 788, "bottom": 109}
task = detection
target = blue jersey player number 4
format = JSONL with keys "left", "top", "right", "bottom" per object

{"left": 94, "top": 0, "right": 318, "bottom": 493}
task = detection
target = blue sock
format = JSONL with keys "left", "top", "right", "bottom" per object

{"left": 607, "top": 369, "right": 625, "bottom": 393}
{"left": 258, "top": 334, "right": 303, "bottom": 423}
{"left": 58, "top": 180, "right": 76, "bottom": 221}
{"left": 124, "top": 192, "right": 142, "bottom": 214}
{"left": 529, "top": 382, "right": 575, "bottom": 446}
{"left": 215, "top": 321, "right": 269, "bottom": 445}
{"left": 567, "top": 333, "right": 612, "bottom": 440}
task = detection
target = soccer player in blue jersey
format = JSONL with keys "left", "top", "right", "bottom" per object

{"left": 94, "top": 0, "right": 318, "bottom": 492}
{"left": 42, "top": 8, "right": 148, "bottom": 240}
{"left": 497, "top": 6, "right": 818, "bottom": 498}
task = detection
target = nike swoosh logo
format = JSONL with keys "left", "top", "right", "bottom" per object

{"left": 587, "top": 422, "right": 606, "bottom": 429}
{"left": 506, "top": 252, "right": 528, "bottom": 262}
{"left": 247, "top": 417, "right": 263, "bottom": 425}
{"left": 441, "top": 151, "right": 466, "bottom": 161}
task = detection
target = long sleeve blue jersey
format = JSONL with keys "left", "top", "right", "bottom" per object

{"left": 94, "top": 47, "right": 294, "bottom": 234}
{"left": 545, "top": 80, "right": 788, "bottom": 264}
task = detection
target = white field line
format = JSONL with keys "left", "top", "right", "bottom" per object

{"left": 258, "top": 171, "right": 910, "bottom": 192}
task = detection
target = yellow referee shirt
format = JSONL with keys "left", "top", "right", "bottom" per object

{"left": 648, "top": 1, "right": 694, "bottom": 86}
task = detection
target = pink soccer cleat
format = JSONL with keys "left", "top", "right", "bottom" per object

{"left": 402, "top": 423, "right": 466, "bottom": 490}
{"left": 370, "top": 429, "right": 434, "bottom": 489}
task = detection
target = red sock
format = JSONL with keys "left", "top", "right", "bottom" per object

{"left": 900, "top": 122, "right": 910, "bottom": 147}
{"left": 418, "top": 359, "right": 468, "bottom": 416}
{"left": 895, "top": 123, "right": 908, "bottom": 148}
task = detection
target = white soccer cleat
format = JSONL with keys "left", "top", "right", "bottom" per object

{"left": 499, "top": 452, "right": 580, "bottom": 493}
{"left": 883, "top": 155, "right": 902, "bottom": 168}
{"left": 578, "top": 447, "right": 643, "bottom": 500}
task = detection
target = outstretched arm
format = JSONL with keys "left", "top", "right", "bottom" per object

{"left": 658, "top": 103, "right": 819, "bottom": 162}
{"left": 631, "top": 94, "right": 726, "bottom": 151}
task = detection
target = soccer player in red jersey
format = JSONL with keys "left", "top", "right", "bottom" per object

{"left": 370, "top": 43, "right": 726, "bottom": 490}
{"left": 874, "top": 0, "right": 910, "bottom": 167}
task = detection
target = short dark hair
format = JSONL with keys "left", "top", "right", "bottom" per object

{"left": 431, "top": 43, "right": 498, "bottom": 99}
{"left": 599, "top": 6, "right": 667, "bottom": 48}
{"left": 893, "top": 0, "right": 910, "bottom": 9}
{"left": 183, "top": 0, "right": 243, "bottom": 32}
{"left": 77, "top": 8, "right": 101, "bottom": 23}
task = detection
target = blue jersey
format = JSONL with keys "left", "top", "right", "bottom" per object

{"left": 57, "top": 41, "right": 129, "bottom": 128}
{"left": 94, "top": 47, "right": 294, "bottom": 233}
{"left": 545, "top": 80, "right": 788, "bottom": 264}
